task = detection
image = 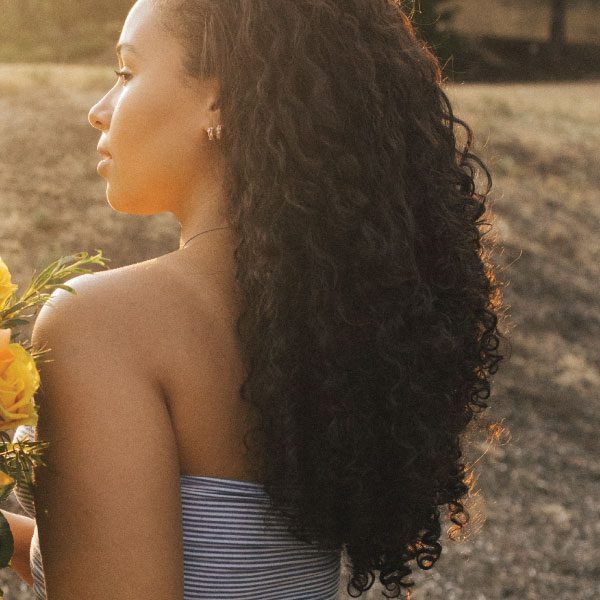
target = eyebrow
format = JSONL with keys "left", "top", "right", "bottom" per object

{"left": 115, "top": 42, "right": 138, "bottom": 56}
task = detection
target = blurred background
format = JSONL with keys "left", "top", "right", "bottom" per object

{"left": 2, "top": 0, "right": 600, "bottom": 78}
{"left": 0, "top": 1, "right": 598, "bottom": 599}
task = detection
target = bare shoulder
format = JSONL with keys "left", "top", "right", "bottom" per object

{"left": 33, "top": 254, "right": 189, "bottom": 377}
{"left": 34, "top": 251, "right": 242, "bottom": 403}
{"left": 37, "top": 258, "right": 160, "bottom": 327}
{"left": 44, "top": 254, "right": 260, "bottom": 481}
{"left": 55, "top": 253, "right": 180, "bottom": 306}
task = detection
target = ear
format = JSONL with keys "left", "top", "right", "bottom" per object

{"left": 204, "top": 76, "right": 222, "bottom": 122}
{"left": 185, "top": 75, "right": 222, "bottom": 144}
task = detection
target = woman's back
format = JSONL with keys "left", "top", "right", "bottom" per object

{"left": 103, "top": 250, "right": 264, "bottom": 483}
{"left": 139, "top": 252, "right": 261, "bottom": 482}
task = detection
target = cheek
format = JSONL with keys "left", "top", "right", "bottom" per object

{"left": 108, "top": 93, "right": 201, "bottom": 209}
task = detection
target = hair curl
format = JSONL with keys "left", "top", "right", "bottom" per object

{"left": 154, "top": 0, "right": 508, "bottom": 597}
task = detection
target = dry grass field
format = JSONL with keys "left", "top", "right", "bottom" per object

{"left": 0, "top": 64, "right": 599, "bottom": 599}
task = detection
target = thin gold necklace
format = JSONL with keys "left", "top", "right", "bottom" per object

{"left": 182, "top": 226, "right": 231, "bottom": 249}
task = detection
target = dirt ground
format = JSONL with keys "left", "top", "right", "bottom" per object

{"left": 0, "top": 64, "right": 598, "bottom": 599}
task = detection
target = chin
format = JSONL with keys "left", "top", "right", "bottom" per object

{"left": 105, "top": 187, "right": 167, "bottom": 216}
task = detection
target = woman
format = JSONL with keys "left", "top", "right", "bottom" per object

{"left": 2, "top": 0, "right": 506, "bottom": 598}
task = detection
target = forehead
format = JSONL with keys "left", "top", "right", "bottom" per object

{"left": 118, "top": 0, "right": 167, "bottom": 52}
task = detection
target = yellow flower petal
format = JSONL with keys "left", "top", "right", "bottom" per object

{"left": 0, "top": 471, "right": 14, "bottom": 486}
{"left": 0, "top": 344, "right": 39, "bottom": 429}
{"left": 0, "top": 257, "right": 18, "bottom": 309}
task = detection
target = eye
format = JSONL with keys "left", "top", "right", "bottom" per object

{"left": 114, "top": 68, "right": 132, "bottom": 84}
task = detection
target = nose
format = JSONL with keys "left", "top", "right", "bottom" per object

{"left": 88, "top": 99, "right": 111, "bottom": 131}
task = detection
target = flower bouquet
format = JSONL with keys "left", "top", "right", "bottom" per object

{"left": 0, "top": 251, "right": 109, "bottom": 592}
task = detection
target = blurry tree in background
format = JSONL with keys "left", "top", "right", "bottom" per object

{"left": 547, "top": 0, "right": 600, "bottom": 61}
{"left": 399, "top": 0, "right": 466, "bottom": 78}
{"left": 401, "top": 0, "right": 460, "bottom": 49}
{"left": 550, "top": 0, "right": 567, "bottom": 57}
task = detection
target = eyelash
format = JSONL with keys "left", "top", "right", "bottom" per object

{"left": 114, "top": 68, "right": 132, "bottom": 83}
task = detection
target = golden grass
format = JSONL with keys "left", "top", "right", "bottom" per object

{"left": 0, "top": 63, "right": 115, "bottom": 95}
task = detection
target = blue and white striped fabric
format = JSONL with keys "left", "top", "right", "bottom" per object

{"left": 12, "top": 425, "right": 342, "bottom": 599}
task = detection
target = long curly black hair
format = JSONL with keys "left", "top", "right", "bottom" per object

{"left": 154, "top": 0, "right": 507, "bottom": 597}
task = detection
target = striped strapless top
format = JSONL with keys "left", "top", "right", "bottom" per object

{"left": 11, "top": 425, "right": 342, "bottom": 600}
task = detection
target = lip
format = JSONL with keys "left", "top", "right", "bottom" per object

{"left": 97, "top": 157, "right": 112, "bottom": 174}
{"left": 96, "top": 143, "right": 112, "bottom": 175}
{"left": 97, "top": 144, "right": 112, "bottom": 160}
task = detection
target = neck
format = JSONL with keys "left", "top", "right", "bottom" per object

{"left": 178, "top": 225, "right": 238, "bottom": 277}
{"left": 183, "top": 226, "right": 231, "bottom": 249}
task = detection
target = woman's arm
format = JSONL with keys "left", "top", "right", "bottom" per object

{"left": 0, "top": 509, "right": 34, "bottom": 586}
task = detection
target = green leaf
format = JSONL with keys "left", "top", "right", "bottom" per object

{"left": 0, "top": 250, "right": 111, "bottom": 333}
{"left": 0, "top": 510, "right": 14, "bottom": 569}
{"left": 52, "top": 284, "right": 77, "bottom": 294}
{"left": 0, "top": 479, "right": 15, "bottom": 505}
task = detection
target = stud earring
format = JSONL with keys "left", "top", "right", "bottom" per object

{"left": 207, "top": 125, "right": 222, "bottom": 141}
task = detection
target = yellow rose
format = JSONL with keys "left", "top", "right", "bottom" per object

{"left": 0, "top": 329, "right": 12, "bottom": 374}
{"left": 0, "top": 257, "right": 18, "bottom": 310}
{"left": 0, "top": 470, "right": 15, "bottom": 503}
{"left": 0, "top": 341, "right": 40, "bottom": 431}
{"left": 0, "top": 471, "right": 14, "bottom": 487}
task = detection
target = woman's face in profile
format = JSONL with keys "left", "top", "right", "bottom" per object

{"left": 88, "top": 0, "right": 220, "bottom": 216}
